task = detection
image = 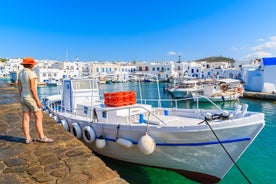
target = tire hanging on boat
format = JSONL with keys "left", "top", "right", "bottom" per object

{"left": 138, "top": 133, "right": 156, "bottom": 154}
{"left": 61, "top": 119, "right": 70, "bottom": 131}
{"left": 71, "top": 123, "right": 82, "bottom": 139}
{"left": 82, "top": 126, "right": 96, "bottom": 143}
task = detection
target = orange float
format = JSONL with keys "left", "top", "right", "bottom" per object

{"left": 104, "top": 91, "right": 136, "bottom": 107}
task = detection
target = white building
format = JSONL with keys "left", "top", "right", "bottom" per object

{"left": 243, "top": 57, "right": 276, "bottom": 93}
{"left": 34, "top": 60, "right": 82, "bottom": 84}
{"left": 261, "top": 57, "right": 276, "bottom": 93}
{"left": 135, "top": 61, "right": 175, "bottom": 81}
{"left": 0, "top": 58, "right": 22, "bottom": 77}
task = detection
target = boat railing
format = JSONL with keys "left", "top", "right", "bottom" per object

{"left": 101, "top": 105, "right": 168, "bottom": 125}
{"left": 47, "top": 95, "right": 225, "bottom": 126}
{"left": 192, "top": 96, "right": 223, "bottom": 110}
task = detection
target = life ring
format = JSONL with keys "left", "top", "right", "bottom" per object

{"left": 138, "top": 134, "right": 156, "bottom": 154}
{"left": 61, "top": 119, "right": 70, "bottom": 131}
{"left": 71, "top": 123, "right": 82, "bottom": 139}
{"left": 82, "top": 126, "right": 96, "bottom": 143}
{"left": 237, "top": 87, "right": 243, "bottom": 93}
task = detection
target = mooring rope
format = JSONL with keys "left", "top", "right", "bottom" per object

{"left": 199, "top": 118, "right": 252, "bottom": 184}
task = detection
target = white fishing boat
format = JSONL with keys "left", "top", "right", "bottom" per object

{"left": 170, "top": 79, "right": 203, "bottom": 98}
{"left": 192, "top": 79, "right": 244, "bottom": 102}
{"left": 43, "top": 76, "right": 264, "bottom": 183}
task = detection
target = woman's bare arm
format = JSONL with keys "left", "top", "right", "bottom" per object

{"left": 30, "top": 78, "right": 42, "bottom": 108}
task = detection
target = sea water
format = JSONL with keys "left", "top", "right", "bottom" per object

{"left": 38, "top": 82, "right": 276, "bottom": 184}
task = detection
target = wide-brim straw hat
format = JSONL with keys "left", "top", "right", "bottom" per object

{"left": 20, "top": 57, "right": 37, "bottom": 65}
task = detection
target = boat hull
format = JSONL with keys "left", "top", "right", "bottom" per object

{"left": 54, "top": 111, "right": 264, "bottom": 183}
{"left": 193, "top": 93, "right": 240, "bottom": 102}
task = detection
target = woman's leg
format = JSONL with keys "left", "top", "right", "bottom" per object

{"left": 22, "top": 111, "right": 31, "bottom": 140}
{"left": 33, "top": 110, "right": 45, "bottom": 139}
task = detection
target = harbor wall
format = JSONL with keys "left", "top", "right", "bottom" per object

{"left": 0, "top": 80, "right": 127, "bottom": 184}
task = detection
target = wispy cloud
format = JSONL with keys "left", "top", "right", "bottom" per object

{"left": 168, "top": 51, "right": 176, "bottom": 56}
{"left": 241, "top": 35, "right": 276, "bottom": 59}
{"left": 247, "top": 51, "right": 272, "bottom": 59}
{"left": 251, "top": 36, "right": 276, "bottom": 51}
{"left": 256, "top": 38, "right": 264, "bottom": 42}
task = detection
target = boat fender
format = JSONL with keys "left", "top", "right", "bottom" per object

{"left": 116, "top": 138, "right": 133, "bottom": 148}
{"left": 138, "top": 134, "right": 156, "bottom": 154}
{"left": 61, "top": 119, "right": 70, "bottom": 131}
{"left": 95, "top": 136, "right": 106, "bottom": 149}
{"left": 205, "top": 113, "right": 212, "bottom": 120}
{"left": 82, "top": 126, "right": 96, "bottom": 143}
{"left": 222, "top": 111, "right": 230, "bottom": 119}
{"left": 71, "top": 123, "right": 82, "bottom": 139}
{"left": 45, "top": 109, "right": 49, "bottom": 114}
{"left": 49, "top": 113, "right": 53, "bottom": 118}
{"left": 53, "top": 115, "right": 59, "bottom": 122}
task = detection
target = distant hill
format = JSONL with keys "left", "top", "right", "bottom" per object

{"left": 194, "top": 56, "right": 235, "bottom": 63}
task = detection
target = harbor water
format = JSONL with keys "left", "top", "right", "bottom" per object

{"left": 37, "top": 82, "right": 275, "bottom": 184}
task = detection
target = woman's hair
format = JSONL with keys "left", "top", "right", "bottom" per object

{"left": 22, "top": 64, "right": 33, "bottom": 68}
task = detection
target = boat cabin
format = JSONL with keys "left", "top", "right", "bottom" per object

{"left": 62, "top": 78, "right": 100, "bottom": 113}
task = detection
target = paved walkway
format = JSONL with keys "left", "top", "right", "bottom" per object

{"left": 0, "top": 80, "right": 128, "bottom": 184}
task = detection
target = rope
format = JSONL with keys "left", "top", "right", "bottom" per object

{"left": 200, "top": 118, "right": 252, "bottom": 184}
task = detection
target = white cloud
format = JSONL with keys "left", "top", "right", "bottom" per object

{"left": 246, "top": 51, "right": 272, "bottom": 59}
{"left": 270, "top": 36, "right": 276, "bottom": 41}
{"left": 256, "top": 38, "right": 264, "bottom": 42}
{"left": 251, "top": 36, "right": 276, "bottom": 51}
{"left": 168, "top": 51, "right": 176, "bottom": 56}
{"left": 236, "top": 35, "right": 276, "bottom": 60}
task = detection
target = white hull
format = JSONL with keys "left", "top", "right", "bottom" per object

{"left": 193, "top": 93, "right": 241, "bottom": 102}
{"left": 50, "top": 106, "right": 264, "bottom": 183}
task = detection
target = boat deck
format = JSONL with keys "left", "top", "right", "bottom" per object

{"left": 139, "top": 114, "right": 202, "bottom": 126}
{"left": 57, "top": 110, "right": 203, "bottom": 127}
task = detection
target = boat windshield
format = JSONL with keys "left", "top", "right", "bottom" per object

{"left": 72, "top": 79, "right": 98, "bottom": 90}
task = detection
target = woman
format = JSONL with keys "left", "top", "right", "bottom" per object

{"left": 18, "top": 57, "right": 53, "bottom": 144}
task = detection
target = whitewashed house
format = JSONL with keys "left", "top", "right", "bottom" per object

{"left": 34, "top": 60, "right": 82, "bottom": 85}
{"left": 136, "top": 61, "right": 175, "bottom": 81}
{"left": 243, "top": 67, "right": 263, "bottom": 92}
{"left": 243, "top": 57, "right": 276, "bottom": 93}
{"left": 261, "top": 57, "right": 276, "bottom": 93}
{"left": 201, "top": 61, "right": 230, "bottom": 79}
{"left": 0, "top": 58, "right": 22, "bottom": 77}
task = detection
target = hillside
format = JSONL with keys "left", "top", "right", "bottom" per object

{"left": 194, "top": 56, "right": 235, "bottom": 63}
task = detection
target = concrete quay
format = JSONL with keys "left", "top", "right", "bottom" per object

{"left": 243, "top": 91, "right": 276, "bottom": 100}
{"left": 0, "top": 80, "right": 128, "bottom": 184}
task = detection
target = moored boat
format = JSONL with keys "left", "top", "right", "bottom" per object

{"left": 170, "top": 79, "right": 203, "bottom": 98}
{"left": 192, "top": 78, "right": 244, "bottom": 102}
{"left": 43, "top": 75, "right": 264, "bottom": 183}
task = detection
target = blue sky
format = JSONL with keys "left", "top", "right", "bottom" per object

{"left": 0, "top": 0, "right": 275, "bottom": 62}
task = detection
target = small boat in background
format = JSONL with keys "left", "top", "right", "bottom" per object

{"left": 43, "top": 75, "right": 264, "bottom": 183}
{"left": 45, "top": 78, "right": 62, "bottom": 87}
{"left": 170, "top": 79, "right": 203, "bottom": 98}
{"left": 192, "top": 79, "right": 244, "bottom": 102}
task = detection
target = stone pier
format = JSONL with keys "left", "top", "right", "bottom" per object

{"left": 0, "top": 80, "right": 128, "bottom": 184}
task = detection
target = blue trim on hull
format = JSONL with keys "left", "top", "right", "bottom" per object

{"left": 102, "top": 137, "right": 250, "bottom": 146}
